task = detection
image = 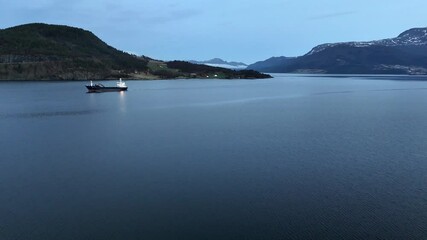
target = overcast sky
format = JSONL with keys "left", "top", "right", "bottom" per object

{"left": 0, "top": 0, "right": 426, "bottom": 63}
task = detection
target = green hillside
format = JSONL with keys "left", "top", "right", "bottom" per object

{"left": 0, "top": 23, "right": 150, "bottom": 80}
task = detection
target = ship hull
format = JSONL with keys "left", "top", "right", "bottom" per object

{"left": 86, "top": 86, "right": 128, "bottom": 92}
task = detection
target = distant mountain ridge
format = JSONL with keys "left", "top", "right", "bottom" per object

{"left": 247, "top": 27, "right": 427, "bottom": 74}
{"left": 0, "top": 23, "right": 270, "bottom": 80}
{"left": 190, "top": 58, "right": 248, "bottom": 69}
{"left": 246, "top": 56, "right": 295, "bottom": 73}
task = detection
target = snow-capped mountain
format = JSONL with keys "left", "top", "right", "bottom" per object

{"left": 248, "top": 27, "right": 427, "bottom": 75}
{"left": 189, "top": 58, "right": 248, "bottom": 69}
{"left": 307, "top": 28, "right": 427, "bottom": 55}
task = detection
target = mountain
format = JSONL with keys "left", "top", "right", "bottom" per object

{"left": 247, "top": 27, "right": 427, "bottom": 74}
{"left": 0, "top": 23, "right": 270, "bottom": 80}
{"left": 247, "top": 57, "right": 295, "bottom": 73}
{"left": 189, "top": 58, "right": 248, "bottom": 69}
{"left": 0, "top": 23, "right": 150, "bottom": 80}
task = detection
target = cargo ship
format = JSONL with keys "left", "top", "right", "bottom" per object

{"left": 86, "top": 78, "right": 128, "bottom": 92}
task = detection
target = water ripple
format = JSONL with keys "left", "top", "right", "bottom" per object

{"left": 0, "top": 109, "right": 102, "bottom": 119}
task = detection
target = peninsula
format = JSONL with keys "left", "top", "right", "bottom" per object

{"left": 0, "top": 23, "right": 271, "bottom": 80}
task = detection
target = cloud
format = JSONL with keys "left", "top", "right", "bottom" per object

{"left": 140, "top": 8, "right": 201, "bottom": 25}
{"left": 95, "top": 2, "right": 202, "bottom": 26}
{"left": 308, "top": 11, "right": 356, "bottom": 20}
{"left": 0, "top": 0, "right": 201, "bottom": 29}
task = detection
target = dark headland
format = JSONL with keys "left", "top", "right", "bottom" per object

{"left": 0, "top": 23, "right": 271, "bottom": 80}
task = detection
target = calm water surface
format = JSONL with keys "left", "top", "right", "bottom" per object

{"left": 0, "top": 74, "right": 426, "bottom": 239}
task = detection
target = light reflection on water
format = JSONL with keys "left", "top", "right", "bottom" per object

{"left": 118, "top": 91, "right": 126, "bottom": 113}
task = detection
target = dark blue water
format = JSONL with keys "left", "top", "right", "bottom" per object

{"left": 1, "top": 75, "right": 426, "bottom": 239}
